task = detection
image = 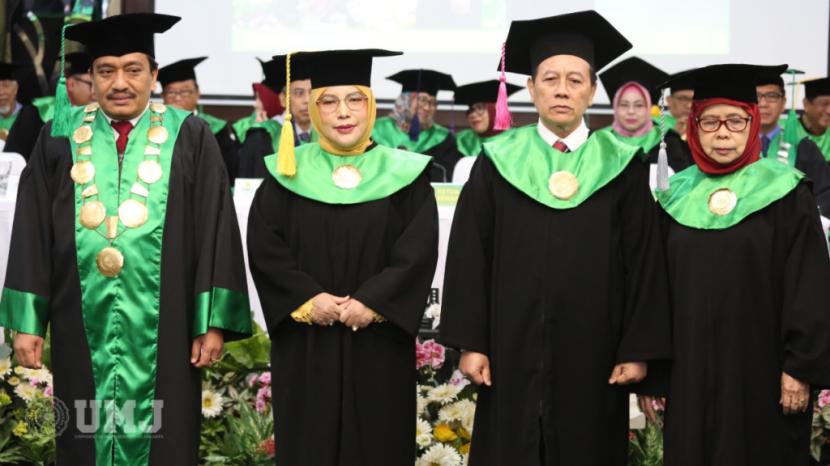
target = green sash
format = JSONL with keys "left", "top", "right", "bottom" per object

{"left": 70, "top": 104, "right": 187, "bottom": 466}
{"left": 32, "top": 96, "right": 55, "bottom": 123}
{"left": 264, "top": 143, "right": 430, "bottom": 204}
{"left": 456, "top": 129, "right": 487, "bottom": 157}
{"left": 483, "top": 125, "right": 641, "bottom": 209}
{"left": 655, "top": 158, "right": 803, "bottom": 230}
{"left": 372, "top": 116, "right": 450, "bottom": 153}
{"left": 786, "top": 111, "right": 830, "bottom": 161}
{"left": 597, "top": 126, "right": 662, "bottom": 158}
{"left": 0, "top": 109, "right": 18, "bottom": 133}
{"left": 231, "top": 112, "right": 258, "bottom": 143}
{"left": 196, "top": 109, "right": 228, "bottom": 135}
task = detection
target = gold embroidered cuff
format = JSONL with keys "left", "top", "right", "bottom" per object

{"left": 371, "top": 310, "right": 385, "bottom": 323}
{"left": 290, "top": 299, "right": 314, "bottom": 325}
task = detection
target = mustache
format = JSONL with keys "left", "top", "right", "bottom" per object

{"left": 106, "top": 91, "right": 136, "bottom": 100}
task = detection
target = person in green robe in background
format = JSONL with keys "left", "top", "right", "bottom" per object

{"left": 793, "top": 77, "right": 830, "bottom": 160}
{"left": 247, "top": 48, "right": 438, "bottom": 466}
{"left": 372, "top": 68, "right": 463, "bottom": 181}
{"left": 438, "top": 10, "right": 672, "bottom": 466}
{"left": 0, "top": 13, "right": 252, "bottom": 466}
{"left": 236, "top": 54, "right": 315, "bottom": 179}
{"left": 6, "top": 51, "right": 95, "bottom": 160}
{"left": 0, "top": 62, "right": 24, "bottom": 143}
{"left": 158, "top": 56, "right": 239, "bottom": 183}
{"left": 453, "top": 79, "right": 522, "bottom": 157}
{"left": 231, "top": 57, "right": 284, "bottom": 145}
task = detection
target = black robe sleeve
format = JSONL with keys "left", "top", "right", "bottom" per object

{"left": 185, "top": 117, "right": 253, "bottom": 341}
{"left": 5, "top": 105, "right": 44, "bottom": 161}
{"left": 427, "top": 134, "right": 464, "bottom": 182}
{"left": 438, "top": 156, "right": 494, "bottom": 354}
{"left": 779, "top": 183, "right": 830, "bottom": 387}
{"left": 236, "top": 128, "right": 273, "bottom": 179}
{"left": 351, "top": 171, "right": 439, "bottom": 336}
{"left": 664, "top": 130, "right": 693, "bottom": 173}
{"left": 214, "top": 124, "right": 240, "bottom": 185}
{"left": 794, "top": 139, "right": 830, "bottom": 215}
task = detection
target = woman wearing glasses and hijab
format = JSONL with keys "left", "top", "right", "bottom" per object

{"left": 246, "top": 49, "right": 438, "bottom": 466}
{"left": 656, "top": 64, "right": 830, "bottom": 466}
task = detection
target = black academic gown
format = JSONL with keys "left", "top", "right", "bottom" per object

{"left": 661, "top": 183, "right": 830, "bottom": 466}
{"left": 236, "top": 128, "right": 272, "bottom": 179}
{"left": 438, "top": 153, "right": 672, "bottom": 466}
{"left": 213, "top": 124, "right": 240, "bottom": 185}
{"left": 246, "top": 167, "right": 438, "bottom": 466}
{"left": 4, "top": 116, "right": 250, "bottom": 465}
{"left": 4, "top": 104, "right": 43, "bottom": 160}
{"left": 424, "top": 134, "right": 463, "bottom": 182}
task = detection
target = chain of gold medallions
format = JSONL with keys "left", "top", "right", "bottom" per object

{"left": 69, "top": 101, "right": 170, "bottom": 278}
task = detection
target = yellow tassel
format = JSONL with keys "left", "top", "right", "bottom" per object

{"left": 277, "top": 115, "right": 296, "bottom": 176}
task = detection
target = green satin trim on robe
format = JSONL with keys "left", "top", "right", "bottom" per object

{"left": 482, "top": 125, "right": 641, "bottom": 209}
{"left": 196, "top": 110, "right": 228, "bottom": 135}
{"left": 655, "top": 158, "right": 803, "bottom": 230}
{"left": 193, "top": 287, "right": 252, "bottom": 337}
{"left": 0, "top": 109, "right": 18, "bottom": 132}
{"left": 70, "top": 104, "right": 187, "bottom": 466}
{"left": 761, "top": 126, "right": 798, "bottom": 167}
{"left": 32, "top": 96, "right": 55, "bottom": 123}
{"left": 0, "top": 288, "right": 49, "bottom": 337}
{"left": 787, "top": 112, "right": 830, "bottom": 161}
{"left": 597, "top": 126, "right": 662, "bottom": 159}
{"left": 372, "top": 116, "right": 450, "bottom": 153}
{"left": 455, "top": 129, "right": 490, "bottom": 157}
{"left": 231, "top": 112, "right": 258, "bottom": 143}
{"left": 264, "top": 143, "right": 430, "bottom": 204}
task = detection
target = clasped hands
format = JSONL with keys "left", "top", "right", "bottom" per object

{"left": 311, "top": 292, "right": 376, "bottom": 330}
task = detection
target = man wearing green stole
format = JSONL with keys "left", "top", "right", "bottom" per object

{"left": 756, "top": 71, "right": 830, "bottom": 214}
{"left": 453, "top": 79, "right": 522, "bottom": 157}
{"left": 793, "top": 77, "right": 830, "bottom": 161}
{"left": 438, "top": 10, "right": 671, "bottom": 466}
{"left": 158, "top": 57, "right": 240, "bottom": 184}
{"left": 0, "top": 13, "right": 252, "bottom": 466}
{"left": 236, "top": 54, "right": 315, "bottom": 179}
{"left": 231, "top": 57, "right": 283, "bottom": 145}
{"left": 0, "top": 62, "right": 24, "bottom": 143}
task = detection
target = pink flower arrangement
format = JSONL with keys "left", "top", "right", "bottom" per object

{"left": 819, "top": 390, "right": 830, "bottom": 409}
{"left": 416, "top": 338, "right": 446, "bottom": 370}
{"left": 251, "top": 372, "right": 272, "bottom": 414}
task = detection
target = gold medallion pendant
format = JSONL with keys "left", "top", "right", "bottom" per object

{"left": 148, "top": 126, "right": 169, "bottom": 145}
{"left": 96, "top": 246, "right": 124, "bottom": 277}
{"left": 84, "top": 102, "right": 99, "bottom": 113}
{"left": 118, "top": 199, "right": 149, "bottom": 228}
{"left": 0, "top": 129, "right": 9, "bottom": 141}
{"left": 138, "top": 160, "right": 163, "bottom": 184}
{"left": 150, "top": 103, "right": 167, "bottom": 114}
{"left": 71, "top": 160, "right": 96, "bottom": 184}
{"left": 332, "top": 165, "right": 362, "bottom": 189}
{"left": 73, "top": 126, "right": 93, "bottom": 144}
{"left": 79, "top": 201, "right": 106, "bottom": 229}
{"left": 708, "top": 188, "right": 737, "bottom": 216}
{"left": 548, "top": 170, "right": 580, "bottom": 200}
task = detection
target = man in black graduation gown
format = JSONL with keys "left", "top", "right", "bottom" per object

{"left": 236, "top": 54, "right": 312, "bottom": 179}
{"left": 372, "top": 69, "right": 463, "bottom": 181}
{"left": 0, "top": 62, "right": 24, "bottom": 143}
{"left": 438, "top": 10, "right": 672, "bottom": 466}
{"left": 5, "top": 52, "right": 94, "bottom": 160}
{"left": 157, "top": 57, "right": 239, "bottom": 183}
{"left": 795, "top": 77, "right": 830, "bottom": 159}
{"left": 756, "top": 71, "right": 830, "bottom": 214}
{"left": 0, "top": 13, "right": 252, "bottom": 466}
{"left": 661, "top": 72, "right": 695, "bottom": 170}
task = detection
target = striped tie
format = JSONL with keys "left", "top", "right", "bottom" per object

{"left": 552, "top": 140, "right": 570, "bottom": 153}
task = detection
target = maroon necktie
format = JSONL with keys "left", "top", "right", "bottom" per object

{"left": 111, "top": 120, "right": 134, "bottom": 154}
{"left": 552, "top": 140, "right": 570, "bottom": 153}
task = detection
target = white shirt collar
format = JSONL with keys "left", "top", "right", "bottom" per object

{"left": 536, "top": 118, "right": 590, "bottom": 151}
{"left": 103, "top": 103, "right": 150, "bottom": 127}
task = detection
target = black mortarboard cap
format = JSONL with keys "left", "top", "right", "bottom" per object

{"left": 157, "top": 56, "right": 206, "bottom": 87}
{"left": 298, "top": 49, "right": 402, "bottom": 89}
{"left": 502, "top": 10, "right": 631, "bottom": 75}
{"left": 0, "top": 62, "right": 26, "bottom": 81}
{"left": 65, "top": 13, "right": 180, "bottom": 61}
{"left": 387, "top": 69, "right": 456, "bottom": 96}
{"left": 64, "top": 51, "right": 91, "bottom": 76}
{"left": 754, "top": 69, "right": 785, "bottom": 91}
{"left": 803, "top": 77, "right": 830, "bottom": 100}
{"left": 599, "top": 56, "right": 668, "bottom": 102}
{"left": 666, "top": 70, "right": 695, "bottom": 93}
{"left": 454, "top": 80, "right": 522, "bottom": 106}
{"left": 660, "top": 64, "right": 788, "bottom": 104}
{"left": 266, "top": 54, "right": 312, "bottom": 91}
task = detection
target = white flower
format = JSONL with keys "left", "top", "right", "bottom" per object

{"left": 0, "top": 357, "right": 11, "bottom": 379}
{"left": 427, "top": 384, "right": 463, "bottom": 405}
{"left": 201, "top": 390, "right": 224, "bottom": 418}
{"left": 14, "top": 382, "right": 38, "bottom": 403}
{"left": 417, "top": 395, "right": 428, "bottom": 416}
{"left": 418, "top": 384, "right": 432, "bottom": 394}
{"left": 448, "top": 369, "right": 470, "bottom": 388}
{"left": 416, "top": 443, "right": 462, "bottom": 466}
{"left": 416, "top": 418, "right": 433, "bottom": 448}
{"left": 438, "top": 399, "right": 476, "bottom": 431}
{"left": 425, "top": 304, "right": 442, "bottom": 329}
{"left": 462, "top": 453, "right": 469, "bottom": 466}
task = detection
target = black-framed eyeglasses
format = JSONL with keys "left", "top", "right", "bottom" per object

{"left": 164, "top": 89, "right": 196, "bottom": 99}
{"left": 466, "top": 103, "right": 487, "bottom": 116}
{"left": 757, "top": 92, "right": 784, "bottom": 103}
{"left": 696, "top": 116, "right": 751, "bottom": 133}
{"left": 315, "top": 93, "right": 368, "bottom": 113}
{"left": 72, "top": 77, "right": 93, "bottom": 88}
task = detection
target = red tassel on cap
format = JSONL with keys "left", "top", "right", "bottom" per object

{"left": 493, "top": 42, "right": 513, "bottom": 131}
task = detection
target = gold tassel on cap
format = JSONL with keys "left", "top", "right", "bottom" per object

{"left": 277, "top": 52, "right": 297, "bottom": 176}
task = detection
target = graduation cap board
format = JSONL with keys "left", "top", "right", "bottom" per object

{"left": 157, "top": 56, "right": 206, "bottom": 87}
{"left": 64, "top": 13, "right": 180, "bottom": 61}
{"left": 386, "top": 69, "right": 456, "bottom": 96}
{"left": 660, "top": 64, "right": 789, "bottom": 104}
{"left": 64, "top": 51, "right": 91, "bottom": 76}
{"left": 0, "top": 62, "right": 27, "bottom": 81}
{"left": 502, "top": 10, "right": 631, "bottom": 76}
{"left": 599, "top": 56, "right": 669, "bottom": 103}
{"left": 802, "top": 77, "right": 830, "bottom": 100}
{"left": 454, "top": 80, "right": 522, "bottom": 107}
{"left": 266, "top": 54, "right": 312, "bottom": 92}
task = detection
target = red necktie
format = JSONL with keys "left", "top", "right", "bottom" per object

{"left": 552, "top": 140, "right": 570, "bottom": 153}
{"left": 111, "top": 120, "right": 134, "bottom": 154}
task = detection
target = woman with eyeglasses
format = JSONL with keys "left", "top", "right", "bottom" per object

{"left": 246, "top": 49, "right": 438, "bottom": 466}
{"left": 598, "top": 57, "right": 692, "bottom": 173}
{"left": 452, "top": 80, "right": 522, "bottom": 157}
{"left": 656, "top": 64, "right": 830, "bottom": 466}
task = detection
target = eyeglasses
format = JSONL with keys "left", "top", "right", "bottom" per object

{"left": 696, "top": 116, "right": 751, "bottom": 133}
{"left": 466, "top": 103, "right": 487, "bottom": 116}
{"left": 164, "top": 89, "right": 196, "bottom": 99}
{"left": 670, "top": 95, "right": 693, "bottom": 104}
{"left": 315, "top": 93, "right": 368, "bottom": 113}
{"left": 417, "top": 96, "right": 436, "bottom": 108}
{"left": 757, "top": 92, "right": 784, "bottom": 103}
{"left": 71, "top": 77, "right": 93, "bottom": 88}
